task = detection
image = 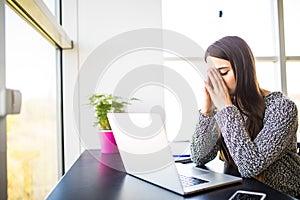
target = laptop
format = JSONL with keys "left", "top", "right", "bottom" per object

{"left": 107, "top": 113, "right": 242, "bottom": 196}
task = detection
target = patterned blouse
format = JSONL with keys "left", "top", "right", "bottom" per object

{"left": 190, "top": 91, "right": 300, "bottom": 197}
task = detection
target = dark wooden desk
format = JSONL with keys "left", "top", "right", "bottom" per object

{"left": 46, "top": 150, "right": 297, "bottom": 200}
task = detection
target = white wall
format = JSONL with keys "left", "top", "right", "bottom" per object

{"left": 62, "top": 0, "right": 163, "bottom": 170}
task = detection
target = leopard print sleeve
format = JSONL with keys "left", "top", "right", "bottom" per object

{"left": 190, "top": 111, "right": 219, "bottom": 166}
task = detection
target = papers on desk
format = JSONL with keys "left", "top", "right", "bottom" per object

{"left": 169, "top": 141, "right": 191, "bottom": 163}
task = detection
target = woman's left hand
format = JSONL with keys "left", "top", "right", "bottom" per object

{"left": 204, "top": 68, "right": 232, "bottom": 111}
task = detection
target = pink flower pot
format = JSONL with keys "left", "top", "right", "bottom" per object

{"left": 99, "top": 131, "right": 119, "bottom": 154}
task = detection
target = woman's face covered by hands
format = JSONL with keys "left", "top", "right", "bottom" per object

{"left": 204, "top": 56, "right": 236, "bottom": 111}
{"left": 207, "top": 56, "right": 236, "bottom": 95}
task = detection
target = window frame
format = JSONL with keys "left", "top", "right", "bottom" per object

{"left": 0, "top": 0, "right": 71, "bottom": 198}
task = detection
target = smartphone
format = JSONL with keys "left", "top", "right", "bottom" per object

{"left": 229, "top": 190, "right": 266, "bottom": 200}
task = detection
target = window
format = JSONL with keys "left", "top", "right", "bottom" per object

{"left": 162, "top": 0, "right": 275, "bottom": 55}
{"left": 284, "top": 0, "right": 300, "bottom": 140}
{"left": 5, "top": 1, "right": 60, "bottom": 199}
{"left": 284, "top": 0, "right": 300, "bottom": 56}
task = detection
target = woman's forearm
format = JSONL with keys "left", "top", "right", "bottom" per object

{"left": 190, "top": 112, "right": 219, "bottom": 166}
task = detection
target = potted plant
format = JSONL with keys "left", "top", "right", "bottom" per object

{"left": 89, "top": 94, "right": 139, "bottom": 153}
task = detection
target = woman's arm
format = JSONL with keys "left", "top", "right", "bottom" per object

{"left": 215, "top": 98, "right": 298, "bottom": 177}
{"left": 190, "top": 111, "right": 219, "bottom": 166}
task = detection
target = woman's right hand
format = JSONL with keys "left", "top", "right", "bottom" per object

{"left": 200, "top": 86, "right": 215, "bottom": 116}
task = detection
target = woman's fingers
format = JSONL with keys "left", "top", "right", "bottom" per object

{"left": 205, "top": 68, "right": 231, "bottom": 110}
{"left": 208, "top": 68, "right": 229, "bottom": 93}
{"left": 207, "top": 68, "right": 220, "bottom": 93}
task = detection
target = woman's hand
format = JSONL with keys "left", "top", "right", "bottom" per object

{"left": 200, "top": 86, "right": 215, "bottom": 116}
{"left": 205, "top": 68, "right": 232, "bottom": 111}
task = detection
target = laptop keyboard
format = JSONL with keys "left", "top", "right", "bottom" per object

{"left": 179, "top": 174, "right": 209, "bottom": 187}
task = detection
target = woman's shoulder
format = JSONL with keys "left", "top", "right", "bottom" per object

{"left": 264, "top": 91, "right": 294, "bottom": 103}
{"left": 264, "top": 91, "right": 298, "bottom": 114}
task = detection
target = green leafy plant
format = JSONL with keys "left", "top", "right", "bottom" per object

{"left": 88, "top": 94, "right": 139, "bottom": 130}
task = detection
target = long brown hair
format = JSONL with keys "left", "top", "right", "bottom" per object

{"left": 205, "top": 36, "right": 266, "bottom": 165}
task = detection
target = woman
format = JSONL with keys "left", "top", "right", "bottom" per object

{"left": 190, "top": 36, "right": 300, "bottom": 198}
